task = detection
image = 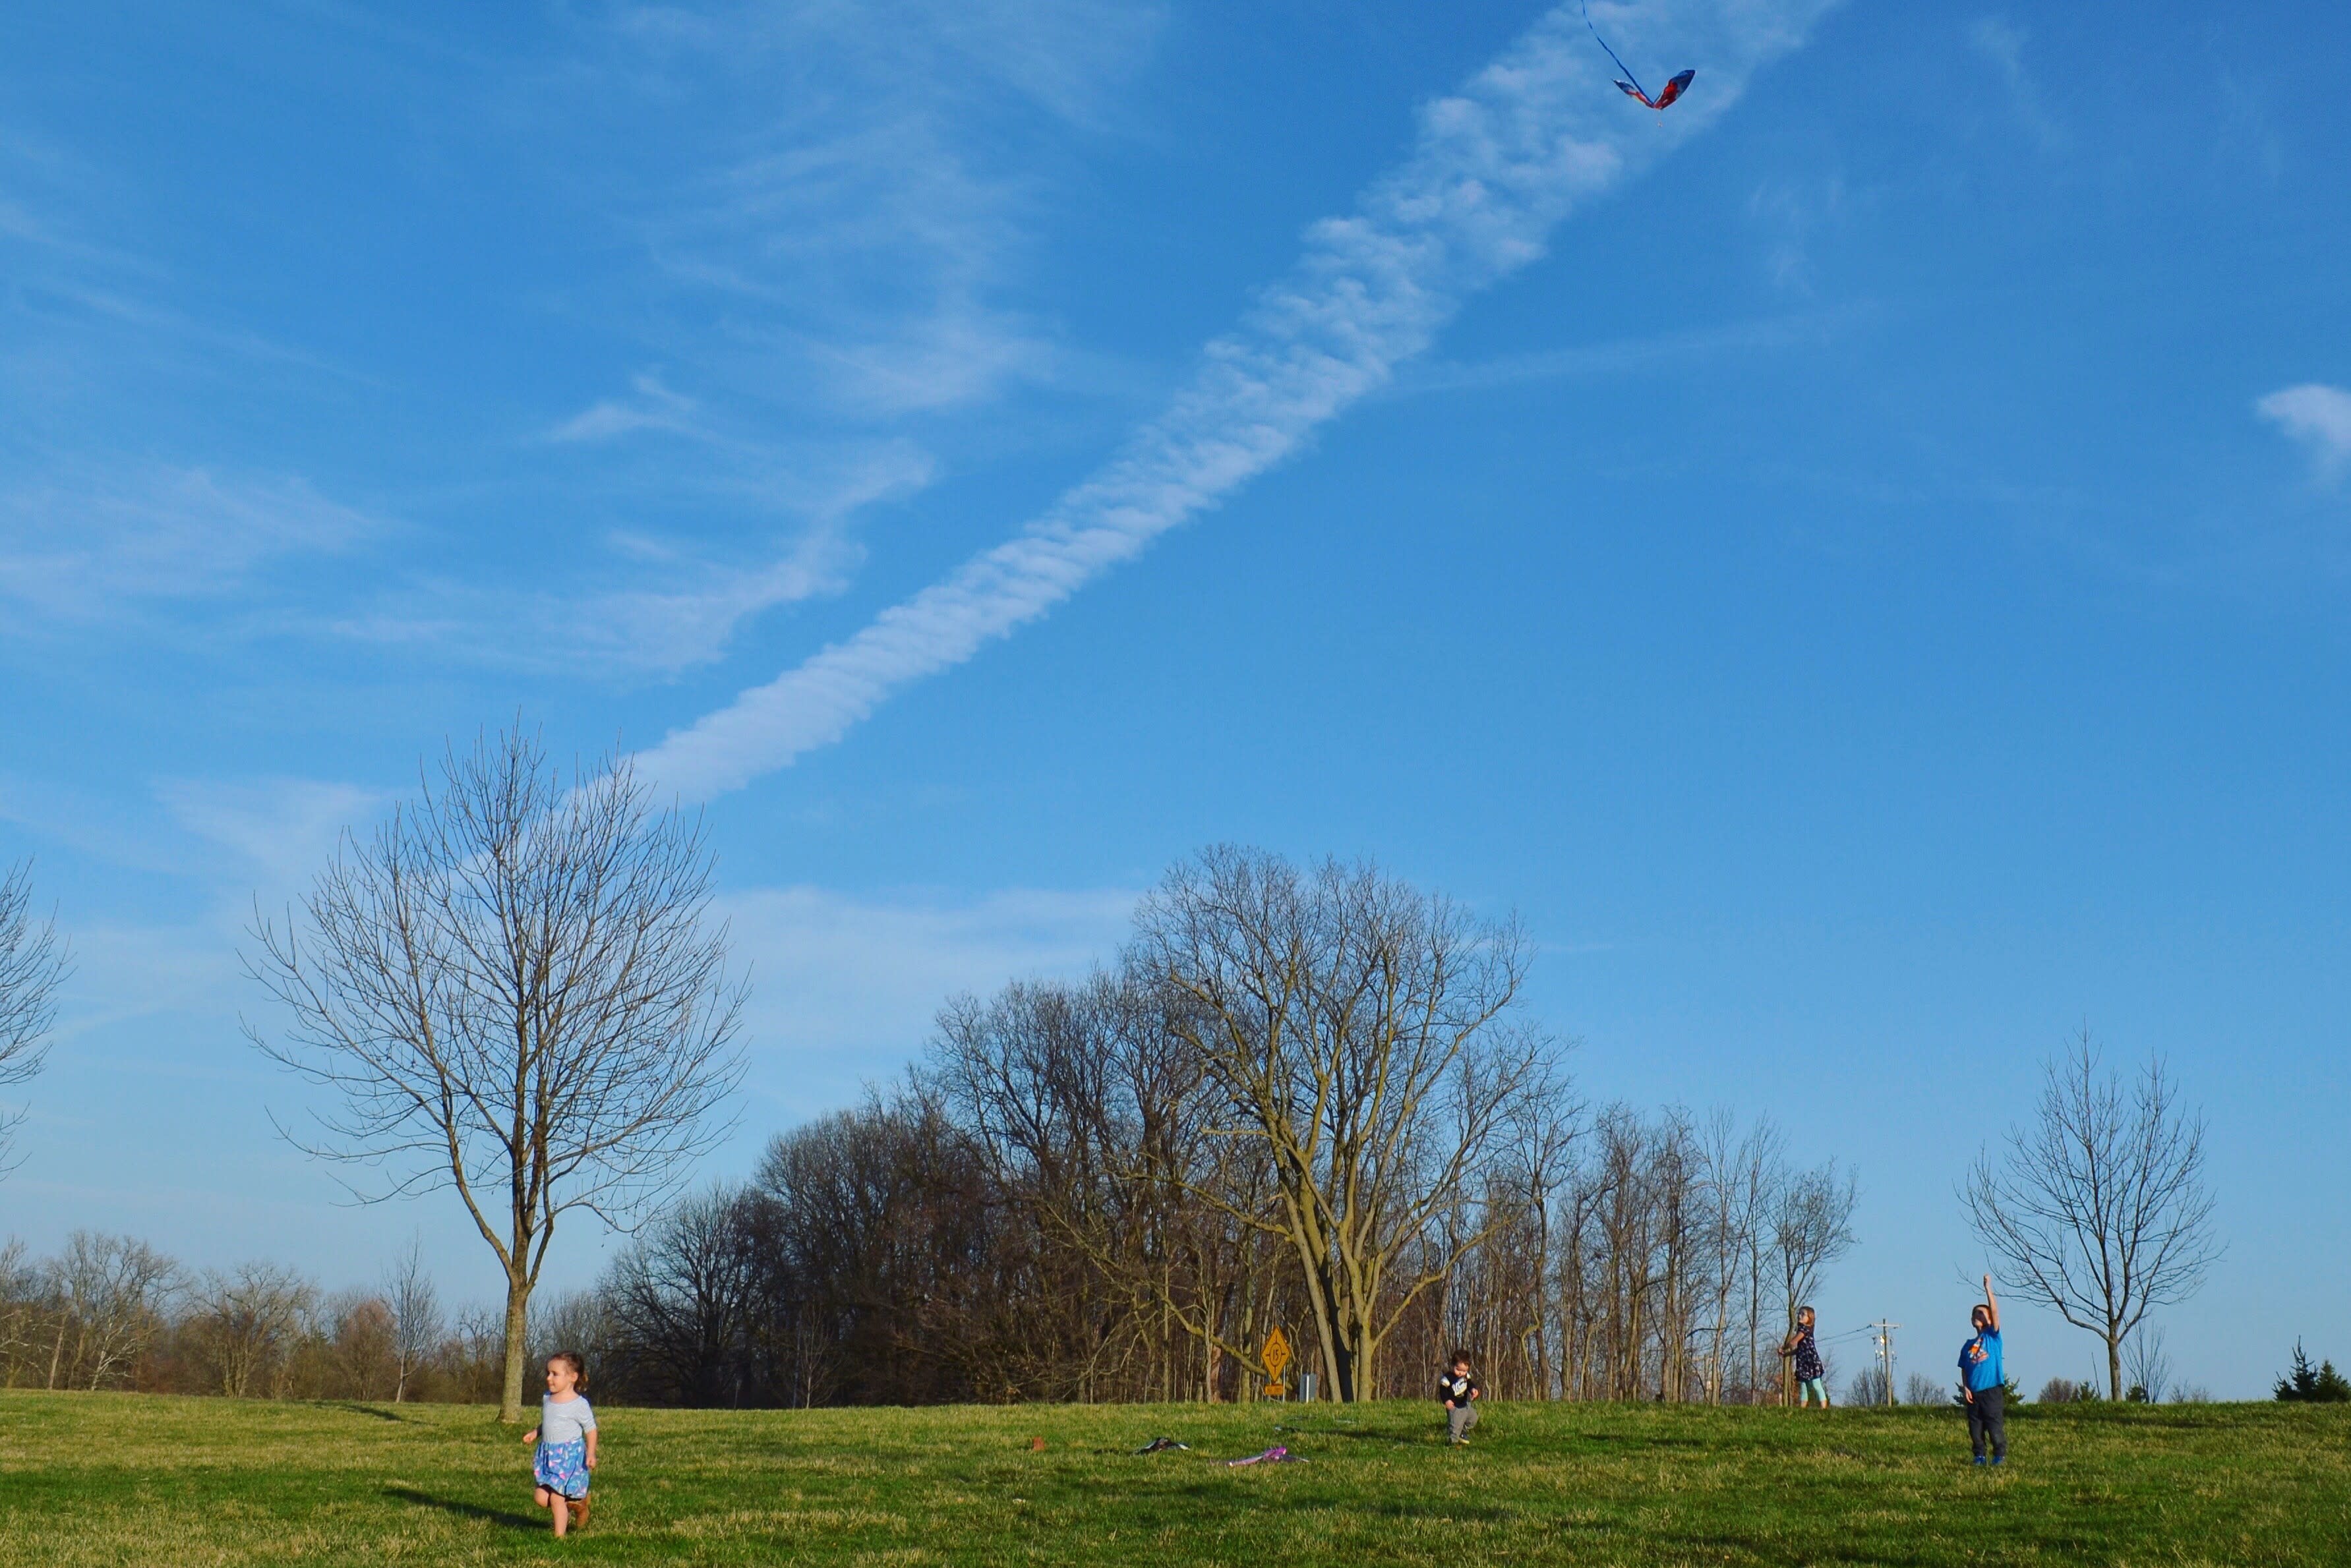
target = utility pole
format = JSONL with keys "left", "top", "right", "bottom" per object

{"left": 1867, "top": 1320, "right": 1901, "bottom": 1407}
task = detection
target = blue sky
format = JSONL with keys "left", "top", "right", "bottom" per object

{"left": 3, "top": 0, "right": 2346, "bottom": 1398}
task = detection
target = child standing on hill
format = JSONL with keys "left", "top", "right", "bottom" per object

{"left": 1779, "top": 1306, "right": 1828, "bottom": 1407}
{"left": 1959, "top": 1275, "right": 2006, "bottom": 1466}
{"left": 524, "top": 1352, "right": 598, "bottom": 1536}
{"left": 1439, "top": 1352, "right": 1481, "bottom": 1445}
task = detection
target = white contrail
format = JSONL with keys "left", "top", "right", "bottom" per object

{"left": 640, "top": 0, "right": 1842, "bottom": 799}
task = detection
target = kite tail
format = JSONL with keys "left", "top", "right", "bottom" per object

{"left": 1580, "top": 0, "right": 1651, "bottom": 105}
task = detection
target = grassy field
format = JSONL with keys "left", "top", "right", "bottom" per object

{"left": 0, "top": 1391, "right": 2344, "bottom": 1565}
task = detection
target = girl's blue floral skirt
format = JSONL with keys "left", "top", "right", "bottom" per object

{"left": 535, "top": 1439, "right": 591, "bottom": 1499}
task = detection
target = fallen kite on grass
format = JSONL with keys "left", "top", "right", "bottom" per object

{"left": 1134, "top": 1437, "right": 1192, "bottom": 1455}
{"left": 1582, "top": 0, "right": 1694, "bottom": 109}
{"left": 1226, "top": 1445, "right": 1305, "bottom": 1467}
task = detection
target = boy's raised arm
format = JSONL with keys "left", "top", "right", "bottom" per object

{"left": 1982, "top": 1274, "right": 2000, "bottom": 1331}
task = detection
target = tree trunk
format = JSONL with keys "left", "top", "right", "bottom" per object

{"left": 500, "top": 1276, "right": 532, "bottom": 1423}
{"left": 2106, "top": 1332, "right": 2123, "bottom": 1402}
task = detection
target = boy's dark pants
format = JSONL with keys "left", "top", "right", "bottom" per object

{"left": 1967, "top": 1387, "right": 2006, "bottom": 1461}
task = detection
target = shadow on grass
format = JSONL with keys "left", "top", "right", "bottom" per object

{"left": 319, "top": 1401, "right": 407, "bottom": 1423}
{"left": 384, "top": 1484, "right": 544, "bottom": 1532}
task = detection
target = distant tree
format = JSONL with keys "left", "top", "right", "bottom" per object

{"left": 2273, "top": 1341, "right": 2351, "bottom": 1403}
{"left": 0, "top": 1238, "right": 40, "bottom": 1376}
{"left": 247, "top": 726, "right": 746, "bottom": 1421}
{"left": 1129, "top": 848, "right": 1559, "bottom": 1401}
{"left": 601, "top": 1184, "right": 772, "bottom": 1407}
{"left": 2124, "top": 1323, "right": 2171, "bottom": 1405}
{"left": 526, "top": 1287, "right": 615, "bottom": 1379}
{"left": 187, "top": 1262, "right": 318, "bottom": 1397}
{"left": 1903, "top": 1370, "right": 1948, "bottom": 1407}
{"left": 2037, "top": 1376, "right": 2085, "bottom": 1404}
{"left": 384, "top": 1236, "right": 442, "bottom": 1404}
{"left": 1846, "top": 1362, "right": 1888, "bottom": 1407}
{"left": 45, "top": 1232, "right": 179, "bottom": 1389}
{"left": 1964, "top": 1031, "right": 2221, "bottom": 1399}
{"left": 321, "top": 1289, "right": 399, "bottom": 1400}
{"left": 0, "top": 858, "right": 70, "bottom": 1174}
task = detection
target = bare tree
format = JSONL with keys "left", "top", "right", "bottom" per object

{"left": 46, "top": 1231, "right": 178, "bottom": 1389}
{"left": 1130, "top": 848, "right": 1557, "bottom": 1401}
{"left": 1964, "top": 1032, "right": 2220, "bottom": 1399}
{"left": 384, "top": 1235, "right": 443, "bottom": 1403}
{"left": 2124, "top": 1323, "right": 2171, "bottom": 1404}
{"left": 324, "top": 1289, "right": 400, "bottom": 1399}
{"left": 1773, "top": 1161, "right": 1857, "bottom": 1398}
{"left": 527, "top": 1287, "right": 615, "bottom": 1374}
{"left": 0, "top": 859, "right": 71, "bottom": 1173}
{"left": 602, "top": 1184, "right": 769, "bottom": 1407}
{"left": 187, "top": 1262, "right": 319, "bottom": 1397}
{"left": 0, "top": 1238, "right": 42, "bottom": 1381}
{"left": 1903, "top": 1370, "right": 1948, "bottom": 1407}
{"left": 247, "top": 726, "right": 748, "bottom": 1420}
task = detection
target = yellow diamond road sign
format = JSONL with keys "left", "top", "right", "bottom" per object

{"left": 1263, "top": 1327, "right": 1293, "bottom": 1395}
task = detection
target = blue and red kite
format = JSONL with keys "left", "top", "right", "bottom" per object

{"left": 1582, "top": 1, "right": 1694, "bottom": 111}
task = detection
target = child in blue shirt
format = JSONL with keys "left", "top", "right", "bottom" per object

{"left": 1959, "top": 1275, "right": 2006, "bottom": 1465}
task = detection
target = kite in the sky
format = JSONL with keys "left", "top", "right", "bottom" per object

{"left": 1582, "top": 1, "right": 1695, "bottom": 110}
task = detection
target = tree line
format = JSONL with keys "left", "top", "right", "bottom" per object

{"left": 0, "top": 1232, "right": 503, "bottom": 1402}
{"left": 499, "top": 847, "right": 1863, "bottom": 1408}
{"left": 0, "top": 724, "right": 2229, "bottom": 1410}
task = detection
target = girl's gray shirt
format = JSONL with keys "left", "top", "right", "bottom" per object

{"left": 539, "top": 1394, "right": 596, "bottom": 1447}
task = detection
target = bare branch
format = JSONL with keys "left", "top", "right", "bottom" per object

{"left": 245, "top": 724, "right": 747, "bottom": 1419}
{"left": 0, "top": 858, "right": 71, "bottom": 1175}
{"left": 1962, "top": 1030, "right": 2222, "bottom": 1398}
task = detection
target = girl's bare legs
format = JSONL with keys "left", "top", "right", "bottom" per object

{"left": 535, "top": 1485, "right": 568, "bottom": 1537}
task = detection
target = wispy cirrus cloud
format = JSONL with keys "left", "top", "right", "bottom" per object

{"left": 338, "top": 438, "right": 935, "bottom": 676}
{"left": 636, "top": 0, "right": 1847, "bottom": 799}
{"left": 547, "top": 370, "right": 701, "bottom": 443}
{"left": 155, "top": 775, "right": 389, "bottom": 893}
{"left": 0, "top": 463, "right": 378, "bottom": 625}
{"left": 2258, "top": 384, "right": 2351, "bottom": 482}
{"left": 566, "top": 0, "right": 1167, "bottom": 420}
{"left": 1969, "top": 16, "right": 2066, "bottom": 152}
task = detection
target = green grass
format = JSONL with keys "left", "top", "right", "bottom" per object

{"left": 0, "top": 1391, "right": 2344, "bottom": 1565}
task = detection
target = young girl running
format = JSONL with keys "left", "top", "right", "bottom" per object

{"left": 523, "top": 1352, "right": 597, "bottom": 1536}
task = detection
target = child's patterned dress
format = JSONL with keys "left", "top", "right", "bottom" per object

{"left": 535, "top": 1394, "right": 596, "bottom": 1500}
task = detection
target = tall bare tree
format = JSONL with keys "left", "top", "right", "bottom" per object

{"left": 1774, "top": 1159, "right": 1857, "bottom": 1387}
{"left": 384, "top": 1235, "right": 443, "bottom": 1403}
{"left": 1130, "top": 847, "right": 1557, "bottom": 1401}
{"left": 247, "top": 727, "right": 747, "bottom": 1420}
{"left": 0, "top": 859, "right": 70, "bottom": 1174}
{"left": 1964, "top": 1031, "right": 2219, "bottom": 1399}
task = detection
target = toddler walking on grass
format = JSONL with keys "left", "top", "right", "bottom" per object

{"left": 525, "top": 1352, "right": 598, "bottom": 1537}
{"left": 1439, "top": 1352, "right": 1481, "bottom": 1445}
